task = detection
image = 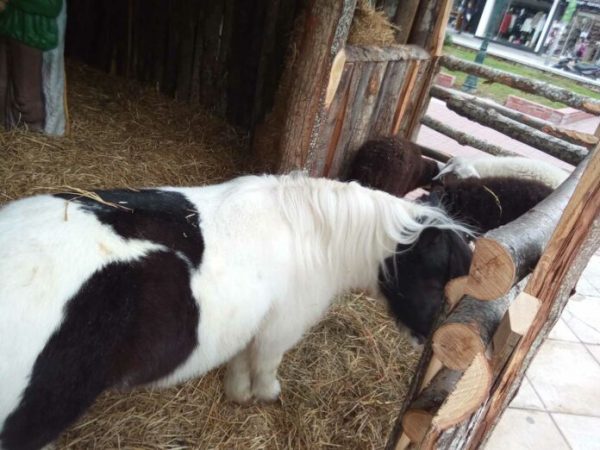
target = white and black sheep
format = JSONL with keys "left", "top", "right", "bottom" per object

{"left": 420, "top": 176, "right": 554, "bottom": 234}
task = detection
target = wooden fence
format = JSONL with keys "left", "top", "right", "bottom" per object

{"left": 386, "top": 52, "right": 600, "bottom": 450}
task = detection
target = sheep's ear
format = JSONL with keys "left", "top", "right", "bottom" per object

{"left": 432, "top": 164, "right": 453, "bottom": 180}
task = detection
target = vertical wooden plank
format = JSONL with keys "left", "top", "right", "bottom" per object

{"left": 344, "top": 61, "right": 388, "bottom": 168}
{"left": 175, "top": 0, "right": 196, "bottom": 101}
{"left": 327, "top": 62, "right": 363, "bottom": 177}
{"left": 395, "top": 59, "right": 430, "bottom": 137}
{"left": 370, "top": 60, "right": 410, "bottom": 137}
{"left": 391, "top": 60, "right": 420, "bottom": 134}
{"left": 393, "top": 0, "right": 421, "bottom": 45}
{"left": 313, "top": 63, "right": 355, "bottom": 177}
{"left": 200, "top": 0, "right": 226, "bottom": 109}
{"left": 189, "top": 4, "right": 207, "bottom": 103}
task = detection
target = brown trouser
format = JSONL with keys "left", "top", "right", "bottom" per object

{"left": 0, "top": 36, "right": 45, "bottom": 131}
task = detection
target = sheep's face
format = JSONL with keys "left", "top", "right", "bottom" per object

{"left": 434, "top": 157, "right": 480, "bottom": 182}
{"left": 378, "top": 228, "right": 472, "bottom": 348}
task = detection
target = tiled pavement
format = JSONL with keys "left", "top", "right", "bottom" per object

{"left": 485, "top": 258, "right": 600, "bottom": 450}
{"left": 416, "top": 100, "right": 600, "bottom": 449}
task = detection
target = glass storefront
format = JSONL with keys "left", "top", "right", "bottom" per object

{"left": 486, "top": 0, "right": 555, "bottom": 49}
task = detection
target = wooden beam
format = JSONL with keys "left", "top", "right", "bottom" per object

{"left": 431, "top": 85, "right": 599, "bottom": 149}
{"left": 440, "top": 55, "right": 600, "bottom": 115}
{"left": 421, "top": 115, "right": 520, "bottom": 157}
{"left": 278, "top": 0, "right": 357, "bottom": 173}
{"left": 344, "top": 44, "right": 430, "bottom": 62}
{"left": 463, "top": 156, "right": 587, "bottom": 301}
{"left": 444, "top": 96, "right": 588, "bottom": 165}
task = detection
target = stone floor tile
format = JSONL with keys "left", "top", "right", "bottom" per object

{"left": 485, "top": 408, "right": 569, "bottom": 450}
{"left": 552, "top": 413, "right": 600, "bottom": 450}
{"left": 526, "top": 340, "right": 600, "bottom": 415}
{"left": 564, "top": 295, "right": 600, "bottom": 344}
{"left": 510, "top": 376, "right": 545, "bottom": 410}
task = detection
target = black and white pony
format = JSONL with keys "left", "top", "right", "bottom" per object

{"left": 0, "top": 173, "right": 471, "bottom": 450}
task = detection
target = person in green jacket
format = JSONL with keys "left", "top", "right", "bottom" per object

{"left": 0, "top": 0, "right": 63, "bottom": 131}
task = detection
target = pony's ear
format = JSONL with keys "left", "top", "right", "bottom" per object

{"left": 418, "top": 227, "right": 444, "bottom": 248}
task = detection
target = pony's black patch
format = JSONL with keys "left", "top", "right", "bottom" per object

{"left": 378, "top": 228, "right": 472, "bottom": 342}
{"left": 55, "top": 189, "right": 204, "bottom": 267}
{"left": 0, "top": 251, "right": 199, "bottom": 450}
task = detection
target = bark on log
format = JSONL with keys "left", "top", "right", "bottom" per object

{"left": 420, "top": 145, "right": 452, "bottom": 163}
{"left": 421, "top": 115, "right": 520, "bottom": 157}
{"left": 464, "top": 157, "right": 586, "bottom": 301}
{"left": 440, "top": 55, "right": 600, "bottom": 115}
{"left": 427, "top": 148, "right": 600, "bottom": 450}
{"left": 445, "top": 97, "right": 588, "bottom": 165}
{"left": 344, "top": 44, "right": 430, "bottom": 62}
{"left": 278, "top": 0, "right": 356, "bottom": 173}
{"left": 433, "top": 279, "right": 527, "bottom": 371}
{"left": 431, "top": 85, "right": 599, "bottom": 149}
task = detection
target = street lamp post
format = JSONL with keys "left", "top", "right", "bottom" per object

{"left": 461, "top": 34, "right": 491, "bottom": 93}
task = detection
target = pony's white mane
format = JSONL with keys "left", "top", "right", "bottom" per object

{"left": 266, "top": 172, "right": 470, "bottom": 292}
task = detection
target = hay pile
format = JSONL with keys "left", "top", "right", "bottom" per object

{"left": 1, "top": 62, "right": 419, "bottom": 449}
{"left": 0, "top": 63, "right": 249, "bottom": 202}
{"left": 347, "top": 0, "right": 398, "bottom": 47}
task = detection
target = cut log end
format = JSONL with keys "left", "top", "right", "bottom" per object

{"left": 402, "top": 410, "right": 434, "bottom": 443}
{"left": 433, "top": 352, "right": 492, "bottom": 429}
{"left": 445, "top": 275, "right": 468, "bottom": 308}
{"left": 432, "top": 323, "right": 486, "bottom": 370}
{"left": 402, "top": 354, "right": 492, "bottom": 444}
{"left": 465, "top": 238, "right": 516, "bottom": 301}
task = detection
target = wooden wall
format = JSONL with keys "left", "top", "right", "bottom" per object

{"left": 66, "top": 0, "right": 302, "bottom": 131}
{"left": 312, "top": 45, "right": 433, "bottom": 177}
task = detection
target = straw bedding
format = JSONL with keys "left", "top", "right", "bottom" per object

{"left": 0, "top": 62, "right": 419, "bottom": 449}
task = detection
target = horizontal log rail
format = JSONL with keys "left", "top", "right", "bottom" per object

{"left": 464, "top": 153, "right": 589, "bottom": 301}
{"left": 421, "top": 115, "right": 520, "bottom": 157}
{"left": 440, "top": 55, "right": 600, "bottom": 115}
{"left": 444, "top": 97, "right": 587, "bottom": 165}
{"left": 431, "top": 85, "right": 599, "bottom": 149}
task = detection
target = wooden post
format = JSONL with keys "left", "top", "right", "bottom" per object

{"left": 278, "top": 0, "right": 357, "bottom": 173}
